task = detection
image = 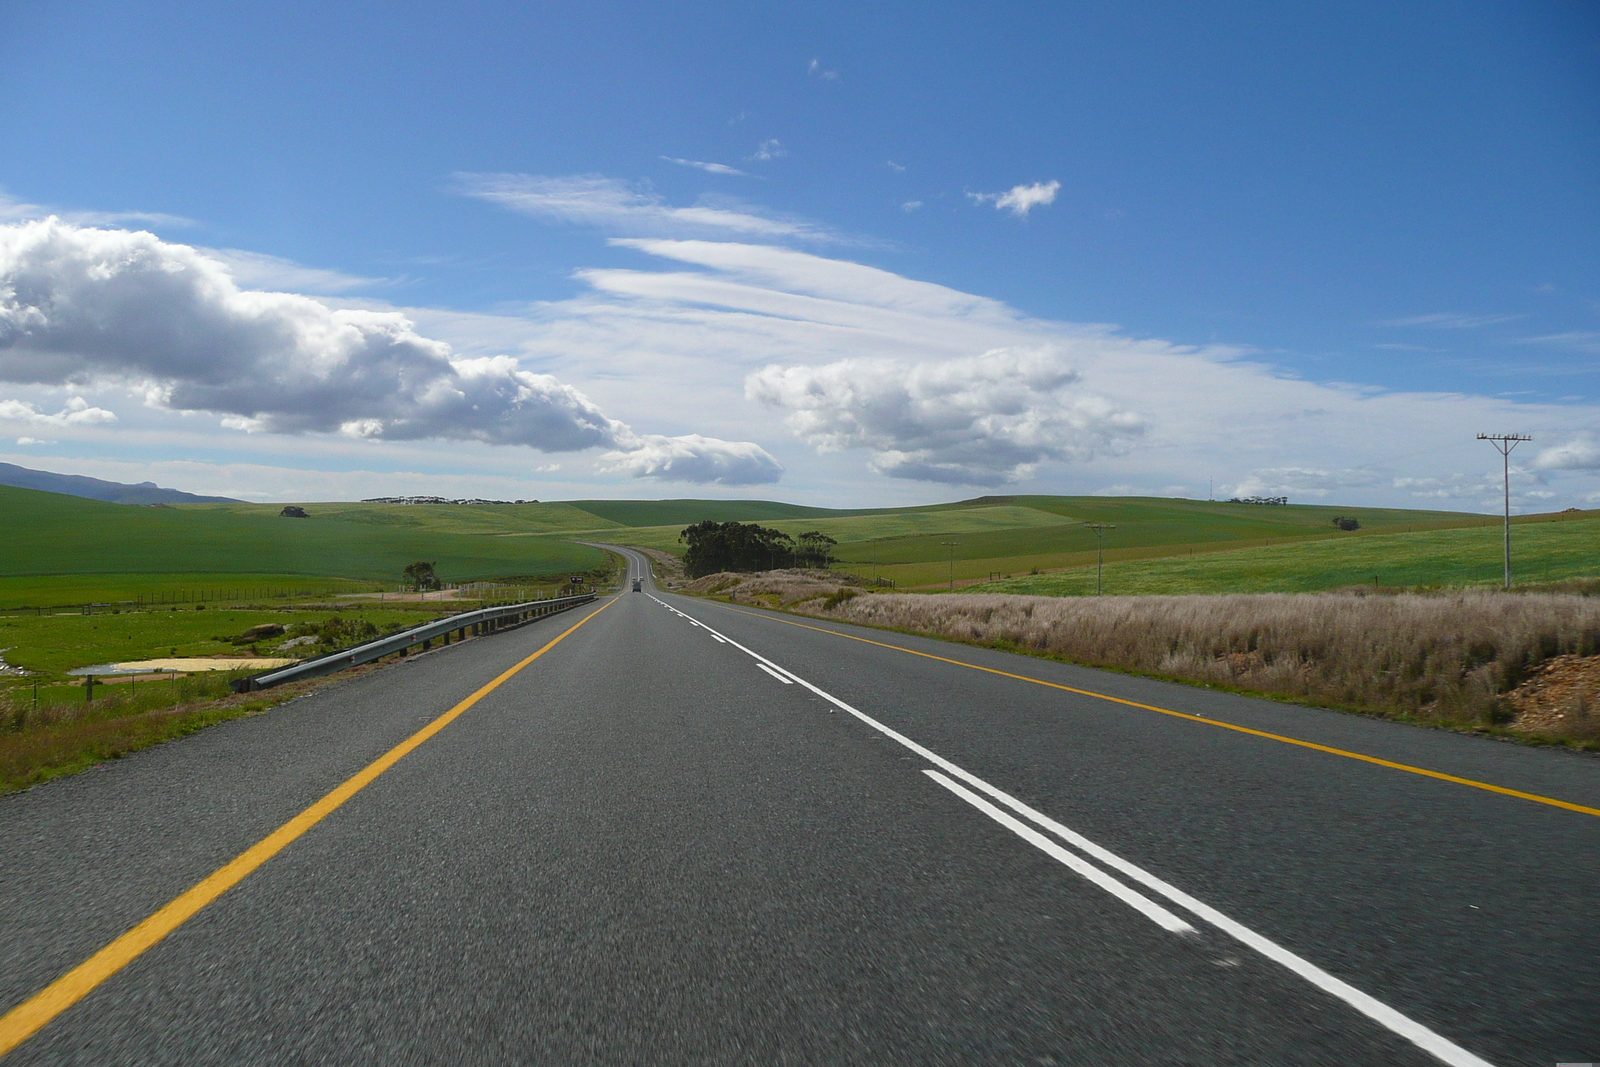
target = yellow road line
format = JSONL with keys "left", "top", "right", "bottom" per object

{"left": 0, "top": 597, "right": 616, "bottom": 1059}
{"left": 726, "top": 606, "right": 1600, "bottom": 820}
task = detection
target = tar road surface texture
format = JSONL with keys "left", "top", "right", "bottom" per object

{"left": 0, "top": 547, "right": 1595, "bottom": 1065}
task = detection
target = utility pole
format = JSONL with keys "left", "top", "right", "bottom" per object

{"left": 1085, "top": 523, "right": 1115, "bottom": 595}
{"left": 940, "top": 542, "right": 961, "bottom": 591}
{"left": 1476, "top": 433, "right": 1530, "bottom": 590}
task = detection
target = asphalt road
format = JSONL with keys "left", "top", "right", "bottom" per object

{"left": 1, "top": 546, "right": 1595, "bottom": 1065}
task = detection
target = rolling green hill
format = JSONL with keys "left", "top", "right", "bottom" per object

{"left": 7, "top": 483, "right": 1580, "bottom": 605}
{"left": 582, "top": 495, "right": 1506, "bottom": 588}
{"left": 967, "top": 513, "right": 1600, "bottom": 595}
{"left": 0, "top": 486, "right": 607, "bottom": 605}
{"left": 185, "top": 499, "right": 622, "bottom": 536}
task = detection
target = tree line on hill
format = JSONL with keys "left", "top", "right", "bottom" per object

{"left": 679, "top": 521, "right": 838, "bottom": 578}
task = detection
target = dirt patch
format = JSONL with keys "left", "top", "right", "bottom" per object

{"left": 1505, "top": 654, "right": 1600, "bottom": 740}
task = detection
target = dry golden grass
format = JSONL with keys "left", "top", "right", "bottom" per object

{"left": 687, "top": 571, "right": 1600, "bottom": 746}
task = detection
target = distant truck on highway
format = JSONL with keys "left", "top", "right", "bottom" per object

{"left": 632, "top": 578, "right": 643, "bottom": 592}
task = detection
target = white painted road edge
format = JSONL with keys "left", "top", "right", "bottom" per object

{"left": 645, "top": 588, "right": 1496, "bottom": 1067}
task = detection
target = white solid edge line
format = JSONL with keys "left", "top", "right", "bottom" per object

{"left": 924, "top": 770, "right": 1194, "bottom": 933}
{"left": 757, "top": 662, "right": 794, "bottom": 684}
{"left": 650, "top": 593, "right": 1498, "bottom": 1067}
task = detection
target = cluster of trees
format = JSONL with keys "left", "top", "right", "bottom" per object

{"left": 1330, "top": 516, "right": 1361, "bottom": 531}
{"left": 403, "top": 561, "right": 441, "bottom": 590}
{"left": 679, "top": 522, "right": 838, "bottom": 578}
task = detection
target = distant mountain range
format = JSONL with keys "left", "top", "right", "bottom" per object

{"left": 0, "top": 462, "right": 240, "bottom": 505}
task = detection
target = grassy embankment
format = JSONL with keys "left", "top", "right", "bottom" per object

{"left": 0, "top": 486, "right": 619, "bottom": 792}
{"left": 682, "top": 570, "right": 1600, "bottom": 750}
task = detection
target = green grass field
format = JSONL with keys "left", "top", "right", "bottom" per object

{"left": 967, "top": 514, "right": 1600, "bottom": 596}
{"left": 189, "top": 498, "right": 623, "bottom": 535}
{"left": 583, "top": 495, "right": 1522, "bottom": 588}
{"left": 0, "top": 573, "right": 377, "bottom": 611}
{"left": 9, "top": 480, "right": 1592, "bottom": 612}
{"left": 0, "top": 486, "right": 610, "bottom": 599}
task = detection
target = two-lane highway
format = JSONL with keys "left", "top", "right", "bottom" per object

{"left": 1, "top": 547, "right": 1594, "bottom": 1064}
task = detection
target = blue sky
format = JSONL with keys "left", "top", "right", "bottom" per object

{"left": 1, "top": 0, "right": 1597, "bottom": 508}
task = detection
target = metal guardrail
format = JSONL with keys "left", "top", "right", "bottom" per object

{"left": 231, "top": 592, "right": 598, "bottom": 692}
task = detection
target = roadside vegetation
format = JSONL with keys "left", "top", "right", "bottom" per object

{"left": 0, "top": 569, "right": 615, "bottom": 796}
{"left": 0, "top": 670, "right": 341, "bottom": 794}
{"left": 681, "top": 570, "right": 1600, "bottom": 751}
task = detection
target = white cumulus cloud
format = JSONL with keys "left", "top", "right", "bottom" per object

{"left": 0, "top": 395, "right": 117, "bottom": 426}
{"left": 969, "top": 180, "right": 1061, "bottom": 218}
{"left": 1229, "top": 467, "right": 1391, "bottom": 499}
{"left": 746, "top": 347, "right": 1143, "bottom": 485}
{"left": 599, "top": 433, "right": 783, "bottom": 485}
{"left": 1535, "top": 436, "right": 1600, "bottom": 470}
{"left": 0, "top": 219, "right": 780, "bottom": 485}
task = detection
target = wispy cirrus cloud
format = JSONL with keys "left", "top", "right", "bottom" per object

{"left": 659, "top": 156, "right": 752, "bottom": 177}
{"left": 749, "top": 139, "right": 787, "bottom": 162}
{"left": 200, "top": 248, "right": 389, "bottom": 294}
{"left": 1, "top": 189, "right": 193, "bottom": 228}
{"left": 967, "top": 180, "right": 1061, "bottom": 218}
{"left": 1378, "top": 312, "right": 1524, "bottom": 329}
{"left": 1516, "top": 330, "right": 1600, "bottom": 354}
{"left": 806, "top": 58, "right": 838, "bottom": 81}
{"left": 454, "top": 173, "right": 831, "bottom": 241}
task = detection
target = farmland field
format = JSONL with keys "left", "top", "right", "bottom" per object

{"left": 0, "top": 573, "right": 377, "bottom": 610}
{"left": 966, "top": 514, "right": 1600, "bottom": 596}
{"left": 0, "top": 486, "right": 610, "bottom": 591}
{"left": 582, "top": 495, "right": 1531, "bottom": 589}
